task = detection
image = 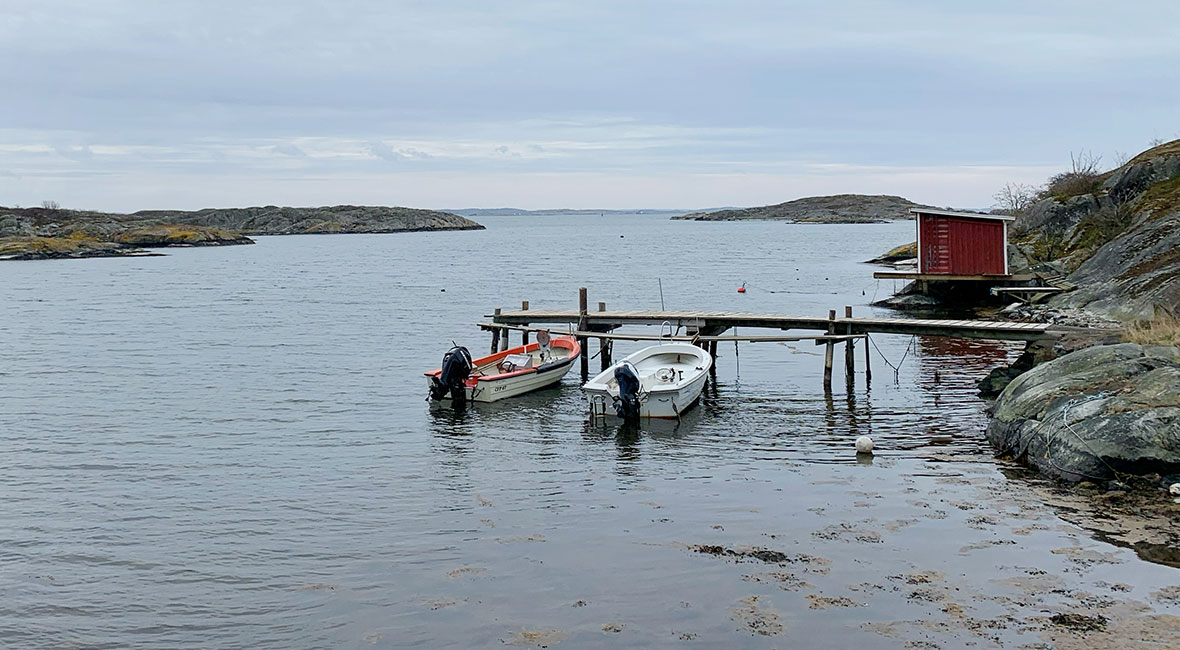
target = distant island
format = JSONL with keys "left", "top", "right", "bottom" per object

{"left": 0, "top": 205, "right": 484, "bottom": 261}
{"left": 447, "top": 207, "right": 708, "bottom": 218}
{"left": 672, "top": 194, "right": 933, "bottom": 223}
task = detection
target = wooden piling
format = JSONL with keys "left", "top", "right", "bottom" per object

{"left": 491, "top": 308, "right": 502, "bottom": 353}
{"left": 578, "top": 288, "right": 589, "bottom": 379}
{"left": 823, "top": 309, "right": 835, "bottom": 392}
{"left": 596, "top": 301, "right": 610, "bottom": 370}
{"left": 844, "top": 305, "right": 855, "bottom": 388}
{"left": 521, "top": 301, "right": 530, "bottom": 346}
{"left": 864, "top": 329, "right": 873, "bottom": 382}
{"left": 708, "top": 340, "right": 719, "bottom": 382}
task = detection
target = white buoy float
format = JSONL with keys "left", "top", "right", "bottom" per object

{"left": 855, "top": 436, "right": 874, "bottom": 455}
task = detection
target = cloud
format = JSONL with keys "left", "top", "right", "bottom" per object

{"left": 367, "top": 141, "right": 432, "bottom": 162}
{"left": 1, "top": 1, "right": 1177, "bottom": 209}
{"left": 52, "top": 144, "right": 94, "bottom": 162}
{"left": 367, "top": 141, "right": 404, "bottom": 162}
{"left": 269, "top": 143, "right": 308, "bottom": 158}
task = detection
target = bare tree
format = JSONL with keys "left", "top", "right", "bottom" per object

{"left": 1041, "top": 150, "right": 1105, "bottom": 199}
{"left": 1112, "top": 150, "right": 1130, "bottom": 167}
{"left": 993, "top": 183, "right": 1037, "bottom": 214}
{"left": 1070, "top": 150, "right": 1102, "bottom": 175}
{"left": 41, "top": 200, "right": 60, "bottom": 210}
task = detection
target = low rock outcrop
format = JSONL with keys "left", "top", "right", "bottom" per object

{"left": 0, "top": 236, "right": 160, "bottom": 261}
{"left": 986, "top": 343, "right": 1180, "bottom": 482}
{"left": 865, "top": 241, "right": 916, "bottom": 265}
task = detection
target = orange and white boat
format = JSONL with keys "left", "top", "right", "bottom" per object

{"left": 425, "top": 332, "right": 581, "bottom": 403}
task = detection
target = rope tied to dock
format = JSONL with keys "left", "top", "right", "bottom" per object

{"left": 865, "top": 333, "right": 916, "bottom": 382}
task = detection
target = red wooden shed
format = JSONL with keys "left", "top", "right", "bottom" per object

{"left": 912, "top": 208, "right": 1014, "bottom": 277}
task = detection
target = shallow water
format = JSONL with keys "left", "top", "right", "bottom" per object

{"left": 2, "top": 215, "right": 1177, "bottom": 648}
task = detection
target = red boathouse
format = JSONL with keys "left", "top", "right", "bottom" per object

{"left": 913, "top": 208, "right": 1014, "bottom": 276}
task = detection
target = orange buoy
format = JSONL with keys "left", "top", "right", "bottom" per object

{"left": 737, "top": 283, "right": 747, "bottom": 294}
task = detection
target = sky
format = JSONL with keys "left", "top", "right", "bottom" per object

{"left": 1, "top": 0, "right": 1178, "bottom": 212}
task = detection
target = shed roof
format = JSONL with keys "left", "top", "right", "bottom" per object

{"left": 909, "top": 208, "right": 1015, "bottom": 222}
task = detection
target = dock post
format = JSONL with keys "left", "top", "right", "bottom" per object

{"left": 597, "top": 301, "right": 611, "bottom": 371}
{"left": 844, "top": 306, "right": 855, "bottom": 389}
{"left": 521, "top": 301, "right": 530, "bottom": 346}
{"left": 491, "top": 308, "right": 502, "bottom": 354}
{"left": 823, "top": 309, "right": 835, "bottom": 392}
{"left": 864, "top": 330, "right": 872, "bottom": 383}
{"left": 578, "top": 287, "right": 589, "bottom": 380}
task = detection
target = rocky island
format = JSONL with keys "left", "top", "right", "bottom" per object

{"left": 0, "top": 204, "right": 484, "bottom": 261}
{"left": 672, "top": 194, "right": 932, "bottom": 223}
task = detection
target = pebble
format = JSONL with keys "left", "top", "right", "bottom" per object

{"left": 1169, "top": 483, "right": 1180, "bottom": 496}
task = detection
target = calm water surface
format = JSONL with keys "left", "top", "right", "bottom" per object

{"left": 2, "top": 215, "right": 1177, "bottom": 648}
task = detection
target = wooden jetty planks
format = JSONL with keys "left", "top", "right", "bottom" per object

{"left": 487, "top": 308, "right": 1054, "bottom": 342}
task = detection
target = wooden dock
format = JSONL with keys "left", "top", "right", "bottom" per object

{"left": 486, "top": 308, "right": 1053, "bottom": 341}
{"left": 478, "top": 289, "right": 1064, "bottom": 394}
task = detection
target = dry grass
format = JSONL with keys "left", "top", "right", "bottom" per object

{"left": 114, "top": 224, "right": 238, "bottom": 245}
{"left": 1123, "top": 314, "right": 1180, "bottom": 348}
{"left": 0, "top": 235, "right": 104, "bottom": 254}
{"left": 1127, "top": 138, "right": 1180, "bottom": 167}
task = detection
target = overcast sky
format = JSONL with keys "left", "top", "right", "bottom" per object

{"left": 2, "top": 0, "right": 1177, "bottom": 211}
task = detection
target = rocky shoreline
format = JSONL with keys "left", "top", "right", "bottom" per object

{"left": 862, "top": 138, "right": 1180, "bottom": 492}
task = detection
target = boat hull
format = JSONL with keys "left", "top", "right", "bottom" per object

{"left": 425, "top": 337, "right": 580, "bottom": 403}
{"left": 583, "top": 343, "right": 712, "bottom": 419}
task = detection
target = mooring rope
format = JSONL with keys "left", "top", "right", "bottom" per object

{"left": 1038, "top": 390, "right": 1127, "bottom": 482}
{"left": 866, "top": 333, "right": 916, "bottom": 381}
{"left": 740, "top": 280, "right": 874, "bottom": 297}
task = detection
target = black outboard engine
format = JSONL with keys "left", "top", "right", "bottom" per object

{"left": 614, "top": 362, "right": 642, "bottom": 419}
{"left": 429, "top": 346, "right": 473, "bottom": 403}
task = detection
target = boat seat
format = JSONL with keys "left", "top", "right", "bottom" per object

{"left": 498, "top": 353, "right": 533, "bottom": 373}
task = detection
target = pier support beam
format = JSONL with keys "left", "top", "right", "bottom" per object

{"left": 598, "top": 301, "right": 611, "bottom": 371}
{"left": 491, "top": 308, "right": 502, "bottom": 353}
{"left": 578, "top": 288, "right": 589, "bottom": 380}
{"left": 823, "top": 309, "right": 835, "bottom": 393}
{"left": 864, "top": 325, "right": 872, "bottom": 384}
{"left": 844, "top": 305, "right": 855, "bottom": 390}
{"left": 521, "top": 301, "right": 530, "bottom": 346}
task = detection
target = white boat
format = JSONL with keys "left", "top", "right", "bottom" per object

{"left": 425, "top": 332, "right": 581, "bottom": 403}
{"left": 583, "top": 343, "right": 712, "bottom": 419}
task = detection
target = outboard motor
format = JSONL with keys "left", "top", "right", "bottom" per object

{"left": 429, "top": 346, "right": 473, "bottom": 403}
{"left": 613, "top": 362, "right": 642, "bottom": 419}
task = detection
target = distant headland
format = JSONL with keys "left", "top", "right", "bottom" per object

{"left": 672, "top": 194, "right": 933, "bottom": 223}
{"left": 0, "top": 205, "right": 484, "bottom": 260}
